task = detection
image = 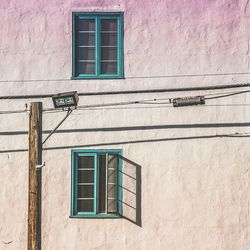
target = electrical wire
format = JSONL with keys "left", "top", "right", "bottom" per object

{"left": 0, "top": 109, "right": 27, "bottom": 114}
{"left": 205, "top": 90, "right": 250, "bottom": 100}
{"left": 1, "top": 83, "right": 250, "bottom": 99}
{"left": 42, "top": 89, "right": 250, "bottom": 112}
{"left": 1, "top": 88, "right": 250, "bottom": 115}
{"left": 0, "top": 71, "right": 250, "bottom": 84}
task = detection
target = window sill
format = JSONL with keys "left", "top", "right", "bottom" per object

{"left": 69, "top": 214, "right": 122, "bottom": 219}
{"left": 71, "top": 76, "right": 125, "bottom": 80}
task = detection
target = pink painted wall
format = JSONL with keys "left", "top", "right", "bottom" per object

{"left": 0, "top": 0, "right": 249, "bottom": 83}
{"left": 1, "top": 1, "right": 250, "bottom": 249}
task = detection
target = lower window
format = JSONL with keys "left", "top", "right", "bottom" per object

{"left": 71, "top": 149, "right": 122, "bottom": 218}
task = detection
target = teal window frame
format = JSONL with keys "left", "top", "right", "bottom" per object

{"left": 72, "top": 12, "right": 124, "bottom": 79}
{"left": 70, "top": 149, "right": 123, "bottom": 218}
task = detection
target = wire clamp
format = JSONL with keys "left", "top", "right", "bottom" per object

{"left": 36, "top": 162, "right": 45, "bottom": 170}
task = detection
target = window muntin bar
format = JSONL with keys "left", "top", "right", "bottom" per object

{"left": 77, "top": 198, "right": 94, "bottom": 200}
{"left": 100, "top": 19, "right": 118, "bottom": 75}
{"left": 78, "top": 168, "right": 94, "bottom": 170}
{"left": 78, "top": 183, "right": 94, "bottom": 185}
{"left": 76, "top": 154, "right": 96, "bottom": 214}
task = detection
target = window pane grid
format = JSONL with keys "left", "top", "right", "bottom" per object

{"left": 107, "top": 154, "right": 118, "bottom": 213}
{"left": 73, "top": 14, "right": 122, "bottom": 78}
{"left": 75, "top": 18, "right": 96, "bottom": 75}
{"left": 72, "top": 150, "right": 121, "bottom": 216}
{"left": 100, "top": 21, "right": 118, "bottom": 74}
{"left": 75, "top": 154, "right": 96, "bottom": 213}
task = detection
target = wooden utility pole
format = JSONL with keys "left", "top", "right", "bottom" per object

{"left": 28, "top": 102, "right": 42, "bottom": 250}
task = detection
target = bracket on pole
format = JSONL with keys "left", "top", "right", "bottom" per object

{"left": 36, "top": 162, "right": 45, "bottom": 170}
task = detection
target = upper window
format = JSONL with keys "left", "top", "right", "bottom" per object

{"left": 71, "top": 149, "right": 122, "bottom": 218}
{"left": 72, "top": 13, "right": 123, "bottom": 79}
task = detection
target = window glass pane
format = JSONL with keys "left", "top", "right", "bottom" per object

{"left": 101, "top": 47, "right": 117, "bottom": 61}
{"left": 108, "top": 154, "right": 118, "bottom": 169}
{"left": 108, "top": 199, "right": 117, "bottom": 213}
{"left": 101, "top": 19, "right": 117, "bottom": 32}
{"left": 78, "top": 156, "right": 94, "bottom": 169}
{"left": 107, "top": 154, "right": 118, "bottom": 213}
{"left": 99, "top": 154, "right": 106, "bottom": 213}
{"left": 78, "top": 199, "right": 94, "bottom": 212}
{"left": 101, "top": 62, "right": 117, "bottom": 74}
{"left": 78, "top": 33, "right": 95, "bottom": 46}
{"left": 108, "top": 183, "right": 117, "bottom": 197}
{"left": 78, "top": 185, "right": 94, "bottom": 198}
{"left": 78, "top": 47, "right": 95, "bottom": 61}
{"left": 108, "top": 169, "right": 117, "bottom": 184}
{"left": 78, "top": 170, "right": 94, "bottom": 183}
{"left": 78, "top": 19, "right": 95, "bottom": 31}
{"left": 101, "top": 33, "right": 117, "bottom": 46}
{"left": 76, "top": 62, "right": 95, "bottom": 74}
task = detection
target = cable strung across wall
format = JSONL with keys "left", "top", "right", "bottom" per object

{"left": 1, "top": 88, "right": 250, "bottom": 115}
{"left": 0, "top": 71, "right": 250, "bottom": 83}
{"left": 1, "top": 83, "right": 250, "bottom": 99}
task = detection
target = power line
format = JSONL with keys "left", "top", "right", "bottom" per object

{"left": 205, "top": 90, "right": 250, "bottom": 100}
{"left": 0, "top": 109, "right": 27, "bottom": 114}
{"left": 0, "top": 71, "right": 250, "bottom": 84}
{"left": 0, "top": 97, "right": 170, "bottom": 115}
{"left": 1, "top": 83, "right": 250, "bottom": 99}
{"left": 1, "top": 88, "right": 250, "bottom": 115}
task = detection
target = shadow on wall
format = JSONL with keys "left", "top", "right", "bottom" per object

{"left": 119, "top": 155, "right": 142, "bottom": 227}
{"left": 1, "top": 132, "right": 250, "bottom": 154}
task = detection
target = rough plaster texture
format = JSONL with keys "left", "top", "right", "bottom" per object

{"left": 1, "top": 0, "right": 250, "bottom": 249}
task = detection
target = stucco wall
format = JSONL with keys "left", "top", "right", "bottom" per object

{"left": 1, "top": 0, "right": 250, "bottom": 249}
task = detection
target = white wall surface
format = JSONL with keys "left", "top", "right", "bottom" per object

{"left": 1, "top": 0, "right": 250, "bottom": 249}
